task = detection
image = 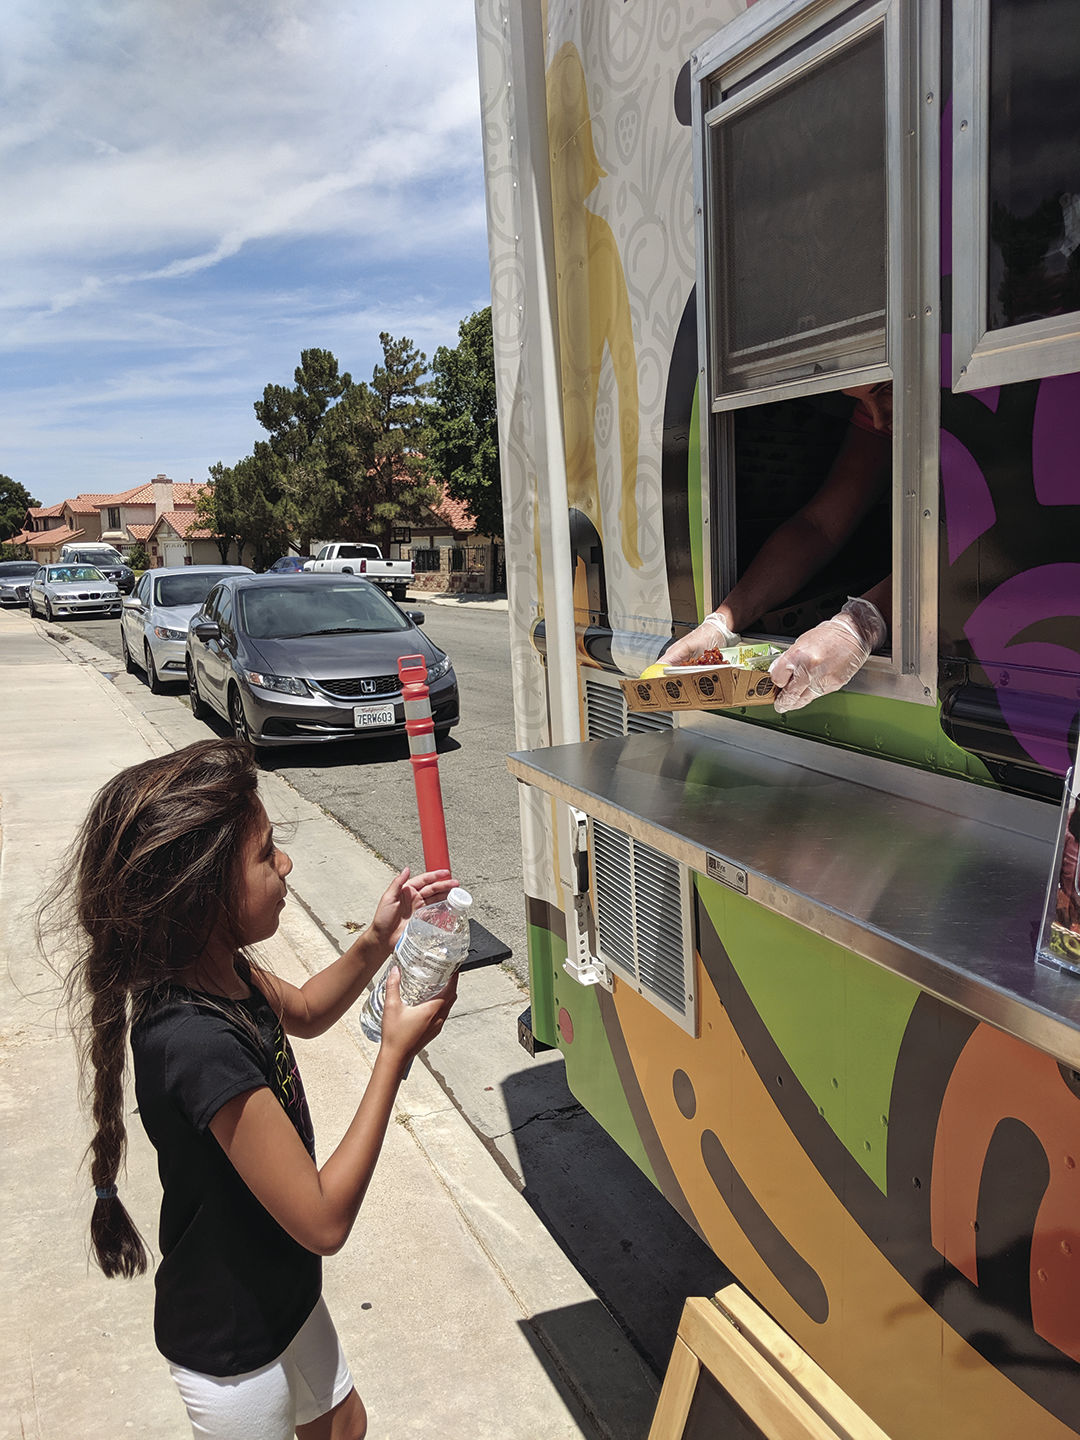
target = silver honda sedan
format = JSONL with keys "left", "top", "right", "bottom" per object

{"left": 28, "top": 564, "right": 122, "bottom": 621}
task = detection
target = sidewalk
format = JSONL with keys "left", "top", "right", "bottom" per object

{"left": 0, "top": 609, "right": 657, "bottom": 1440}
{"left": 404, "top": 587, "right": 508, "bottom": 611}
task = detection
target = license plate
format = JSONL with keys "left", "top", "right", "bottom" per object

{"left": 353, "top": 704, "right": 396, "bottom": 729}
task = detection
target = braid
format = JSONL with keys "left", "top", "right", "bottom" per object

{"left": 85, "top": 981, "right": 147, "bottom": 1278}
{"left": 38, "top": 737, "right": 261, "bottom": 1281}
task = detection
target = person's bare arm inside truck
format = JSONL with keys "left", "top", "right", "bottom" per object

{"left": 663, "top": 385, "right": 892, "bottom": 711}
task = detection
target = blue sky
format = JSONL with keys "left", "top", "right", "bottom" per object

{"left": 1, "top": 0, "right": 491, "bottom": 507}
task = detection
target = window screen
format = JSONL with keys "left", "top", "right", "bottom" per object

{"left": 709, "top": 27, "right": 887, "bottom": 397}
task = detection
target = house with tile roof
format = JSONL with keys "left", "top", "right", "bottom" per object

{"left": 8, "top": 475, "right": 221, "bottom": 564}
{"left": 7, "top": 503, "right": 76, "bottom": 558}
{"left": 145, "top": 506, "right": 236, "bottom": 568}
{"left": 404, "top": 485, "right": 504, "bottom": 594}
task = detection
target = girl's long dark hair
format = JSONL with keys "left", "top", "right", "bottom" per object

{"left": 41, "top": 739, "right": 260, "bottom": 1278}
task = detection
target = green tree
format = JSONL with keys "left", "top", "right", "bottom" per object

{"left": 367, "top": 332, "right": 440, "bottom": 553}
{"left": 305, "top": 384, "right": 380, "bottom": 543}
{"left": 0, "top": 476, "right": 41, "bottom": 542}
{"left": 254, "top": 348, "right": 354, "bottom": 550}
{"left": 195, "top": 464, "right": 240, "bottom": 563}
{"left": 127, "top": 541, "right": 151, "bottom": 571}
{"left": 254, "top": 349, "right": 352, "bottom": 464}
{"left": 199, "top": 451, "right": 291, "bottom": 571}
{"left": 424, "top": 307, "right": 502, "bottom": 537}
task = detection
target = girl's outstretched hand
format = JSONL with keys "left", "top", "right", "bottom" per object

{"left": 379, "top": 965, "right": 457, "bottom": 1065}
{"left": 368, "top": 867, "right": 455, "bottom": 956}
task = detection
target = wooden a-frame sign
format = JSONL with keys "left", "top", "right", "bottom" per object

{"left": 648, "top": 1287, "right": 892, "bottom": 1440}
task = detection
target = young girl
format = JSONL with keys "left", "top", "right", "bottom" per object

{"left": 51, "top": 736, "right": 458, "bottom": 1440}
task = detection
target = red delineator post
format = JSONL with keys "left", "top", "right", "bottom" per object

{"left": 398, "top": 653, "right": 451, "bottom": 873}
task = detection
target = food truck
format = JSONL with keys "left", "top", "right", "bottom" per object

{"left": 473, "top": 0, "right": 1080, "bottom": 1434}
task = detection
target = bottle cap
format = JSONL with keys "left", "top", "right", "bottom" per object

{"left": 447, "top": 886, "right": 472, "bottom": 910}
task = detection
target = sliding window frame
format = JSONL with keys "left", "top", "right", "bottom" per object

{"left": 691, "top": 0, "right": 940, "bottom": 706}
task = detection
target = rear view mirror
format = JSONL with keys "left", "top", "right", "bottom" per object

{"left": 406, "top": 610, "right": 425, "bottom": 625}
{"left": 122, "top": 597, "right": 143, "bottom": 610}
{"left": 192, "top": 622, "right": 221, "bottom": 642}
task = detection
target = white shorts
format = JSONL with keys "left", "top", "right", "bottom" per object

{"left": 168, "top": 1297, "right": 354, "bottom": 1440}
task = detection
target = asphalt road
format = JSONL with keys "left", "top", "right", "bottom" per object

{"left": 61, "top": 603, "right": 528, "bottom": 979}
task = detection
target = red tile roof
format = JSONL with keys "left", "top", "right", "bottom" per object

{"left": 66, "top": 493, "right": 120, "bottom": 514}
{"left": 151, "top": 511, "right": 214, "bottom": 540}
{"left": 27, "top": 502, "right": 65, "bottom": 518}
{"left": 42, "top": 481, "right": 211, "bottom": 517}
{"left": 114, "top": 479, "right": 208, "bottom": 507}
{"left": 429, "top": 489, "right": 477, "bottom": 533}
{"left": 24, "top": 525, "right": 85, "bottom": 548}
{"left": 126, "top": 524, "right": 153, "bottom": 540}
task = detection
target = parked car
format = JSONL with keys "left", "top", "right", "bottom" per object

{"left": 264, "top": 555, "right": 311, "bottom": 575}
{"left": 120, "top": 564, "right": 253, "bottom": 692}
{"left": 185, "top": 573, "right": 458, "bottom": 749}
{"left": 303, "top": 542, "right": 412, "bottom": 600}
{"left": 59, "top": 544, "right": 135, "bottom": 593}
{"left": 28, "top": 565, "right": 122, "bottom": 621}
{"left": 0, "top": 560, "right": 39, "bottom": 607}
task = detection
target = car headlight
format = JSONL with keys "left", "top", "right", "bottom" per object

{"left": 153, "top": 625, "right": 187, "bottom": 641}
{"left": 427, "top": 655, "right": 452, "bottom": 681}
{"left": 244, "top": 671, "right": 311, "bottom": 697}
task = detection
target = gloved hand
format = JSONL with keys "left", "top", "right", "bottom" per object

{"left": 768, "top": 598, "right": 887, "bottom": 713}
{"left": 662, "top": 611, "right": 739, "bottom": 667}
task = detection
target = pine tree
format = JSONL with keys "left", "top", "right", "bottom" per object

{"left": 367, "top": 333, "right": 440, "bottom": 553}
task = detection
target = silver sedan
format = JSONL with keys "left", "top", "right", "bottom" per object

{"left": 0, "top": 560, "right": 39, "bottom": 607}
{"left": 120, "top": 563, "right": 252, "bottom": 692}
{"left": 28, "top": 564, "right": 122, "bottom": 621}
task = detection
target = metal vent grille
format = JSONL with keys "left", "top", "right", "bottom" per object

{"left": 584, "top": 678, "right": 672, "bottom": 740}
{"left": 585, "top": 681, "right": 627, "bottom": 740}
{"left": 628, "top": 709, "right": 674, "bottom": 735}
{"left": 592, "top": 818, "right": 695, "bottom": 1034}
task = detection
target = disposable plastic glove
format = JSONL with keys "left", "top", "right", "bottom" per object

{"left": 662, "top": 611, "right": 740, "bottom": 667}
{"left": 768, "top": 598, "right": 887, "bottom": 713}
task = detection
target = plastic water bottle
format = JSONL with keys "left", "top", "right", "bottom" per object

{"left": 359, "top": 887, "right": 473, "bottom": 1043}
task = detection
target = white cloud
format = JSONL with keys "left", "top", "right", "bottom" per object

{"left": 0, "top": 0, "right": 491, "bottom": 502}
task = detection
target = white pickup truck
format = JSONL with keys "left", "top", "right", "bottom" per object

{"left": 303, "top": 543, "right": 413, "bottom": 601}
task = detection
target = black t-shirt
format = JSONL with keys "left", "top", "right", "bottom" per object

{"left": 131, "top": 981, "right": 321, "bottom": 1375}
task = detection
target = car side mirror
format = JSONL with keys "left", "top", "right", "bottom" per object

{"left": 406, "top": 610, "right": 425, "bottom": 625}
{"left": 122, "top": 596, "right": 143, "bottom": 610}
{"left": 192, "top": 621, "right": 221, "bottom": 642}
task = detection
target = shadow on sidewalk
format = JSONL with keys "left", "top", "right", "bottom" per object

{"left": 502, "top": 1059, "right": 732, "bottom": 1381}
{"left": 518, "top": 1299, "right": 661, "bottom": 1440}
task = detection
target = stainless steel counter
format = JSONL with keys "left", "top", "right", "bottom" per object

{"left": 507, "top": 722, "right": 1080, "bottom": 1066}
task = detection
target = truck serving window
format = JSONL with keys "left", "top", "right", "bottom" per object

{"left": 952, "top": 0, "right": 1080, "bottom": 389}
{"left": 692, "top": 0, "right": 938, "bottom": 701}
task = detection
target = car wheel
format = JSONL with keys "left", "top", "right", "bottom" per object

{"left": 144, "top": 643, "right": 163, "bottom": 694}
{"left": 229, "top": 686, "right": 254, "bottom": 746}
{"left": 27, "top": 594, "right": 37, "bottom": 618}
{"left": 120, "top": 627, "right": 136, "bottom": 674}
{"left": 44, "top": 597, "right": 55, "bottom": 623}
{"left": 187, "top": 660, "right": 210, "bottom": 720}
